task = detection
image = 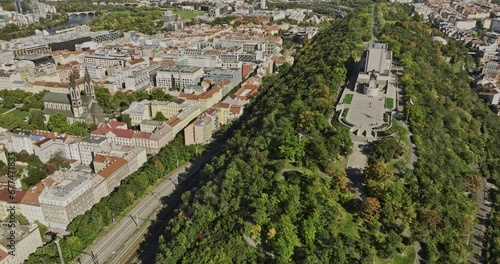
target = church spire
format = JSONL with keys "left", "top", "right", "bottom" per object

{"left": 84, "top": 67, "right": 95, "bottom": 99}
{"left": 85, "top": 67, "right": 91, "bottom": 83}
{"left": 69, "top": 73, "right": 83, "bottom": 118}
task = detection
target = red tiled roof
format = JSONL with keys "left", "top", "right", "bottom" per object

{"left": 96, "top": 156, "right": 128, "bottom": 178}
{"left": 20, "top": 189, "right": 42, "bottom": 206}
{"left": 230, "top": 106, "right": 243, "bottom": 115}
{"left": 129, "top": 58, "right": 145, "bottom": 65}
{"left": 92, "top": 122, "right": 152, "bottom": 139}
{"left": 166, "top": 117, "right": 181, "bottom": 127}
{"left": 0, "top": 188, "right": 26, "bottom": 203}
{"left": 215, "top": 102, "right": 231, "bottom": 109}
{"left": 206, "top": 108, "right": 217, "bottom": 115}
{"left": 0, "top": 248, "right": 8, "bottom": 262}
{"left": 34, "top": 137, "right": 52, "bottom": 147}
{"left": 108, "top": 121, "right": 127, "bottom": 128}
{"left": 178, "top": 86, "right": 221, "bottom": 101}
{"left": 242, "top": 64, "right": 254, "bottom": 78}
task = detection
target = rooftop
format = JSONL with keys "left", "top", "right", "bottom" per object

{"left": 94, "top": 155, "right": 129, "bottom": 179}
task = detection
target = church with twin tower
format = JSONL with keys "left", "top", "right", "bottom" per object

{"left": 42, "top": 68, "right": 104, "bottom": 124}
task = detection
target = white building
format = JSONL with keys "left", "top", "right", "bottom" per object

{"left": 39, "top": 172, "right": 95, "bottom": 229}
{"left": 156, "top": 66, "right": 204, "bottom": 89}
{"left": 68, "top": 136, "right": 110, "bottom": 166}
{"left": 11, "top": 130, "right": 33, "bottom": 154}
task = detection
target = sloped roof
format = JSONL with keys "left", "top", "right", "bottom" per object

{"left": 43, "top": 92, "right": 71, "bottom": 104}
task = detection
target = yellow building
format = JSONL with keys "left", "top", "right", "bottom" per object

{"left": 151, "top": 99, "right": 187, "bottom": 119}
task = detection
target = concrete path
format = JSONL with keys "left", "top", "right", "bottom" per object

{"left": 2, "top": 108, "right": 16, "bottom": 115}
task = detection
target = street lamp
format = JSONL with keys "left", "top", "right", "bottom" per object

{"left": 54, "top": 235, "right": 65, "bottom": 264}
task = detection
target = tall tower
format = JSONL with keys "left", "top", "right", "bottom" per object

{"left": 260, "top": 0, "right": 266, "bottom": 9}
{"left": 84, "top": 68, "right": 95, "bottom": 99}
{"left": 69, "top": 74, "right": 83, "bottom": 118}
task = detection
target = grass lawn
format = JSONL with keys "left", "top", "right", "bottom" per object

{"left": 6, "top": 109, "right": 29, "bottom": 119}
{"left": 341, "top": 108, "right": 349, "bottom": 118}
{"left": 0, "top": 107, "right": 10, "bottom": 114}
{"left": 344, "top": 94, "right": 353, "bottom": 104}
{"left": 173, "top": 10, "right": 204, "bottom": 20}
{"left": 374, "top": 246, "right": 416, "bottom": 264}
{"left": 385, "top": 98, "right": 394, "bottom": 109}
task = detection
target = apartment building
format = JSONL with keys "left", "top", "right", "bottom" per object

{"left": 110, "top": 146, "right": 147, "bottom": 174}
{"left": 19, "top": 185, "right": 46, "bottom": 225}
{"left": 124, "top": 65, "right": 161, "bottom": 91}
{"left": 39, "top": 171, "right": 95, "bottom": 229}
{"left": 91, "top": 121, "right": 174, "bottom": 154}
{"left": 184, "top": 115, "right": 213, "bottom": 145}
{"left": 32, "top": 135, "right": 79, "bottom": 163}
{"left": 68, "top": 136, "right": 110, "bottom": 166}
{"left": 140, "top": 120, "right": 164, "bottom": 133}
{"left": 11, "top": 130, "right": 33, "bottom": 154}
{"left": 122, "top": 100, "right": 152, "bottom": 126}
{"left": 156, "top": 66, "right": 204, "bottom": 89}
{"left": 93, "top": 154, "right": 130, "bottom": 194}
{"left": 214, "top": 103, "right": 232, "bottom": 126}
{"left": 91, "top": 30, "right": 120, "bottom": 43}
{"left": 84, "top": 52, "right": 128, "bottom": 67}
{"left": 166, "top": 104, "right": 202, "bottom": 135}
{"left": 205, "top": 67, "right": 243, "bottom": 89}
{"left": 0, "top": 188, "right": 25, "bottom": 223}
{"left": 151, "top": 99, "right": 188, "bottom": 119}
{"left": 13, "top": 44, "right": 50, "bottom": 58}
{"left": 0, "top": 224, "right": 43, "bottom": 264}
{"left": 178, "top": 86, "right": 223, "bottom": 112}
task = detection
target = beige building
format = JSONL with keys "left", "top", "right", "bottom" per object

{"left": 140, "top": 120, "right": 164, "bottom": 133}
{"left": 178, "top": 86, "right": 223, "bottom": 112}
{"left": 39, "top": 171, "right": 96, "bottom": 229}
{"left": 214, "top": 103, "right": 231, "bottom": 126}
{"left": 13, "top": 44, "right": 50, "bottom": 58}
{"left": 184, "top": 115, "right": 213, "bottom": 145}
{"left": 0, "top": 224, "right": 43, "bottom": 264}
{"left": 94, "top": 154, "right": 130, "bottom": 194}
{"left": 110, "top": 146, "right": 147, "bottom": 174}
{"left": 0, "top": 189, "right": 25, "bottom": 224}
{"left": 122, "top": 100, "right": 152, "bottom": 126}
{"left": 151, "top": 99, "right": 188, "bottom": 119}
{"left": 166, "top": 104, "right": 202, "bottom": 135}
{"left": 90, "top": 174, "right": 108, "bottom": 204}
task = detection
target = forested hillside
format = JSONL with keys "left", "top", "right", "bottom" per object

{"left": 155, "top": 7, "right": 378, "bottom": 264}
{"left": 379, "top": 6, "right": 500, "bottom": 263}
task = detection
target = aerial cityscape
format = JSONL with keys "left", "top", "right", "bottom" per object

{"left": 0, "top": 0, "right": 499, "bottom": 263}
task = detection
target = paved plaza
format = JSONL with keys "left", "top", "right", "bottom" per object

{"left": 345, "top": 91, "right": 386, "bottom": 137}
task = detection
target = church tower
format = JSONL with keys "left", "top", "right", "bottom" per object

{"left": 84, "top": 67, "right": 95, "bottom": 99}
{"left": 69, "top": 74, "right": 84, "bottom": 118}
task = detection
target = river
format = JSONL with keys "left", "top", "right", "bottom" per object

{"left": 48, "top": 14, "right": 97, "bottom": 34}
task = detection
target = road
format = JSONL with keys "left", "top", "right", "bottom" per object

{"left": 78, "top": 147, "right": 220, "bottom": 264}
{"left": 469, "top": 177, "right": 493, "bottom": 264}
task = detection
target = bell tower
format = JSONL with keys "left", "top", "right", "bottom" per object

{"left": 84, "top": 67, "right": 95, "bottom": 99}
{"left": 69, "top": 74, "right": 83, "bottom": 118}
